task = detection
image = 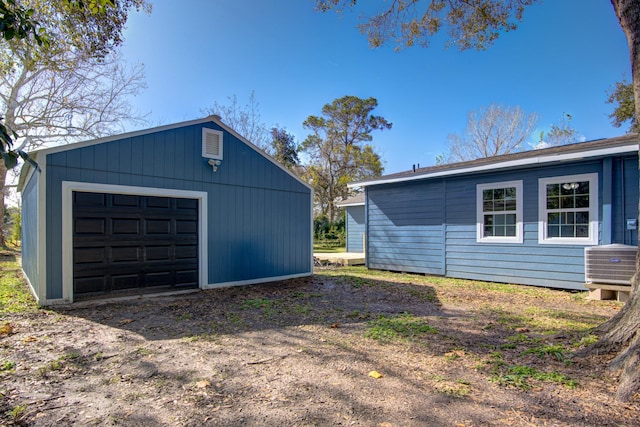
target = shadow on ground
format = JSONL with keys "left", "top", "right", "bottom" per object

{"left": 4, "top": 270, "right": 635, "bottom": 426}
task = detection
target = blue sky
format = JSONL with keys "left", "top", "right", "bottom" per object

{"left": 120, "top": 0, "right": 631, "bottom": 175}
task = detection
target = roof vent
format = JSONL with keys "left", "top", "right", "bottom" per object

{"left": 202, "top": 128, "right": 223, "bottom": 160}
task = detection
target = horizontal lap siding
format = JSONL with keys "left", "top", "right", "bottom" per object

{"left": 365, "top": 157, "right": 637, "bottom": 290}
{"left": 446, "top": 225, "right": 587, "bottom": 289}
{"left": 367, "top": 181, "right": 444, "bottom": 274}
{"left": 45, "top": 124, "right": 311, "bottom": 299}
{"left": 346, "top": 206, "right": 365, "bottom": 252}
{"left": 444, "top": 162, "right": 608, "bottom": 290}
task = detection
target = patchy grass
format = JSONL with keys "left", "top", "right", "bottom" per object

{"left": 490, "top": 364, "right": 578, "bottom": 390}
{"left": 0, "top": 260, "right": 633, "bottom": 426}
{"left": 521, "top": 344, "right": 567, "bottom": 362}
{"left": 0, "top": 255, "right": 38, "bottom": 316}
{"left": 365, "top": 312, "right": 438, "bottom": 343}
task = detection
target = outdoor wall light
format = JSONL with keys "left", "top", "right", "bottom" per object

{"left": 562, "top": 182, "right": 579, "bottom": 190}
{"left": 208, "top": 158, "right": 222, "bottom": 172}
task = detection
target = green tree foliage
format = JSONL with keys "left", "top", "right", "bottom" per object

{"left": 40, "top": 0, "right": 149, "bottom": 60}
{"left": 316, "top": 0, "right": 640, "bottom": 402}
{"left": 300, "top": 95, "right": 391, "bottom": 221}
{"left": 8, "top": 207, "right": 20, "bottom": 243}
{"left": 437, "top": 103, "right": 538, "bottom": 164}
{"left": 313, "top": 214, "right": 345, "bottom": 247}
{"left": 607, "top": 79, "right": 638, "bottom": 132}
{"left": 0, "top": 0, "right": 148, "bottom": 246}
{"left": 0, "top": 0, "right": 47, "bottom": 169}
{"left": 315, "top": 0, "right": 538, "bottom": 50}
{"left": 269, "top": 127, "right": 299, "bottom": 169}
{"left": 0, "top": 0, "right": 47, "bottom": 43}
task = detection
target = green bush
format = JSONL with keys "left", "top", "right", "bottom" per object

{"left": 10, "top": 210, "right": 21, "bottom": 243}
{"left": 314, "top": 214, "right": 345, "bottom": 246}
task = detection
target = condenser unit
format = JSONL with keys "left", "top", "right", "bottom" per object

{"left": 585, "top": 244, "right": 636, "bottom": 285}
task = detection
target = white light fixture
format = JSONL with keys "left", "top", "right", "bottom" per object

{"left": 208, "top": 158, "right": 221, "bottom": 172}
{"left": 562, "top": 182, "right": 579, "bottom": 190}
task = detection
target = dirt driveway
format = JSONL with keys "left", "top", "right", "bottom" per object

{"left": 1, "top": 266, "right": 638, "bottom": 426}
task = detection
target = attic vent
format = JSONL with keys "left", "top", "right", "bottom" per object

{"left": 202, "top": 128, "right": 223, "bottom": 160}
{"left": 585, "top": 244, "right": 636, "bottom": 285}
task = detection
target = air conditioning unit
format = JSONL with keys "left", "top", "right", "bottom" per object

{"left": 585, "top": 244, "right": 636, "bottom": 285}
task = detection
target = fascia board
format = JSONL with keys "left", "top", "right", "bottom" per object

{"left": 349, "top": 144, "right": 639, "bottom": 188}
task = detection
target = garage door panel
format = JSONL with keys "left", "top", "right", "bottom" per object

{"left": 73, "top": 192, "right": 199, "bottom": 296}
{"left": 112, "top": 274, "right": 140, "bottom": 290}
{"left": 146, "top": 271, "right": 172, "bottom": 286}
{"left": 111, "top": 246, "right": 141, "bottom": 263}
{"left": 75, "top": 277, "right": 106, "bottom": 294}
{"left": 175, "top": 245, "right": 197, "bottom": 259}
{"left": 75, "top": 192, "right": 106, "bottom": 207}
{"left": 145, "top": 245, "right": 171, "bottom": 261}
{"left": 176, "top": 220, "right": 197, "bottom": 234}
{"left": 177, "top": 199, "right": 198, "bottom": 210}
{"left": 74, "top": 247, "right": 106, "bottom": 264}
{"left": 145, "top": 196, "right": 171, "bottom": 209}
{"left": 75, "top": 218, "right": 106, "bottom": 235}
{"left": 112, "top": 194, "right": 139, "bottom": 207}
{"left": 111, "top": 218, "right": 141, "bottom": 235}
{"left": 175, "top": 269, "right": 198, "bottom": 286}
{"left": 146, "top": 219, "right": 171, "bottom": 234}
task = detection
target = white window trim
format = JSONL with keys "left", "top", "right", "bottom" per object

{"left": 476, "top": 180, "right": 523, "bottom": 244}
{"left": 538, "top": 173, "right": 598, "bottom": 245}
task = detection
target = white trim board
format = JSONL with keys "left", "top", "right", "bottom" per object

{"left": 61, "top": 182, "right": 208, "bottom": 303}
{"left": 349, "top": 144, "right": 638, "bottom": 188}
{"left": 204, "top": 272, "right": 312, "bottom": 290}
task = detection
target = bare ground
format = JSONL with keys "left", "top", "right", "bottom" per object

{"left": 1, "top": 266, "right": 639, "bottom": 426}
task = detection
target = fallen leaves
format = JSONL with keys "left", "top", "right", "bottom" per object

{"left": 0, "top": 322, "right": 13, "bottom": 336}
{"left": 195, "top": 380, "right": 211, "bottom": 389}
{"left": 368, "top": 370, "right": 383, "bottom": 379}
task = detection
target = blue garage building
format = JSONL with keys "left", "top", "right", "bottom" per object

{"left": 18, "top": 116, "right": 313, "bottom": 305}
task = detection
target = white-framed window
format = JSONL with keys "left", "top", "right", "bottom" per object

{"left": 538, "top": 173, "right": 598, "bottom": 245}
{"left": 476, "top": 180, "right": 523, "bottom": 243}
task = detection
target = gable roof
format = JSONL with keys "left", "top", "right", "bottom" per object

{"left": 336, "top": 193, "right": 365, "bottom": 207}
{"left": 349, "top": 134, "right": 639, "bottom": 188}
{"left": 18, "top": 116, "right": 312, "bottom": 192}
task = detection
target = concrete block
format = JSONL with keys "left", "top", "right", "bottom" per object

{"left": 588, "top": 288, "right": 616, "bottom": 301}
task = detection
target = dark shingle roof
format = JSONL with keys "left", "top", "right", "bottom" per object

{"left": 350, "top": 134, "right": 638, "bottom": 187}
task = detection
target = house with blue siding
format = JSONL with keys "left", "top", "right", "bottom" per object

{"left": 337, "top": 194, "right": 366, "bottom": 253}
{"left": 347, "top": 135, "right": 638, "bottom": 290}
{"left": 18, "top": 116, "right": 313, "bottom": 305}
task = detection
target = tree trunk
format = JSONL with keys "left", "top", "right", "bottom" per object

{"left": 578, "top": 0, "right": 640, "bottom": 402}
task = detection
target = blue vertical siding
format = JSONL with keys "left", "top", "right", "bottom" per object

{"left": 42, "top": 122, "right": 311, "bottom": 300}
{"left": 365, "top": 156, "right": 638, "bottom": 291}
{"left": 612, "top": 156, "right": 639, "bottom": 246}
{"left": 21, "top": 171, "right": 39, "bottom": 294}
{"left": 367, "top": 180, "right": 445, "bottom": 274}
{"left": 345, "top": 205, "right": 365, "bottom": 252}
